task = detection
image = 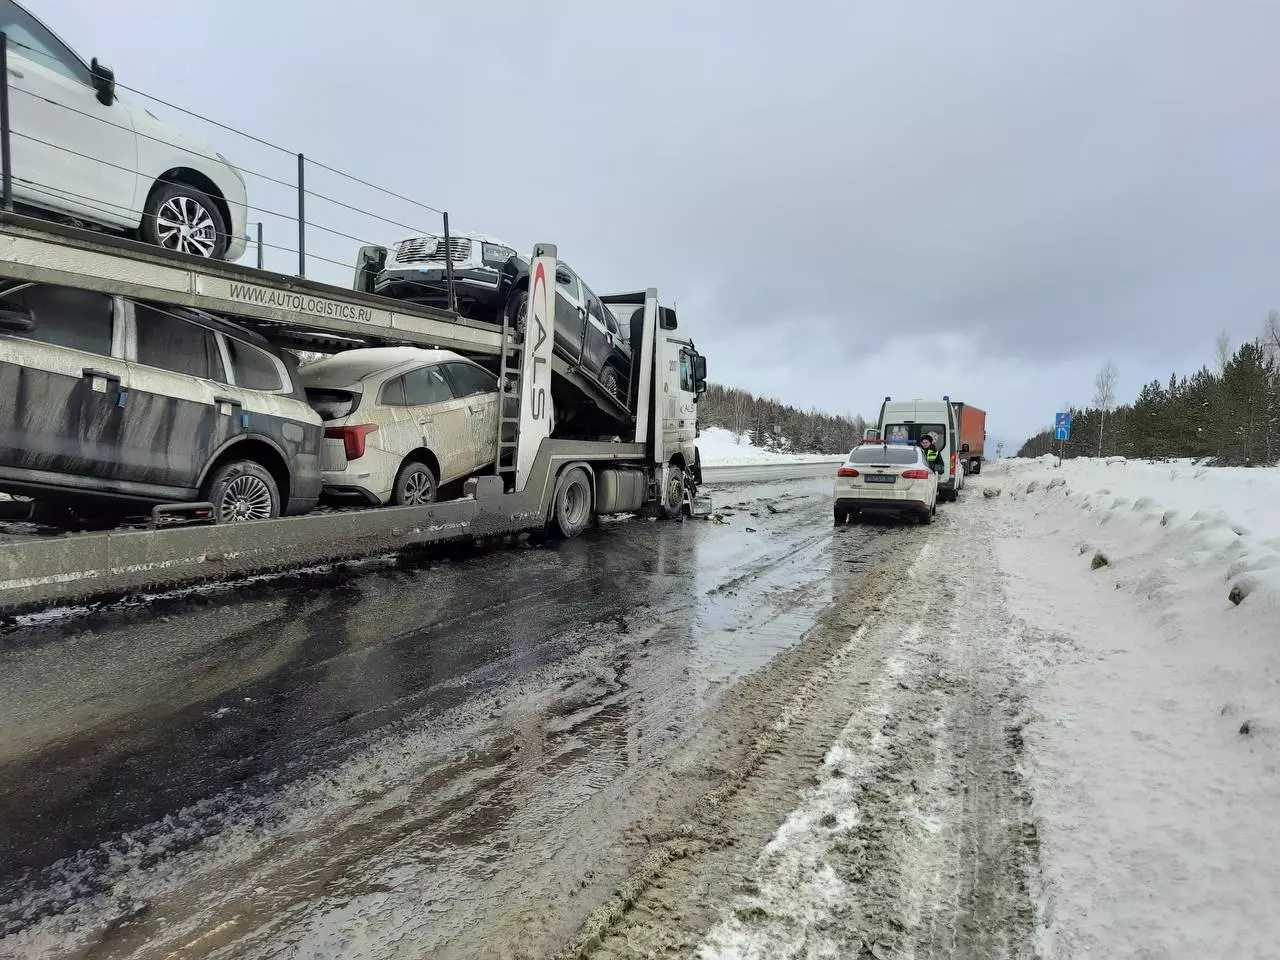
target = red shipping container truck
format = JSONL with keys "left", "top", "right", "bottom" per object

{"left": 951, "top": 402, "right": 987, "bottom": 475}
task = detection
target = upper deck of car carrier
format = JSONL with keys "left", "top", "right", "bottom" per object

{"left": 0, "top": 212, "right": 630, "bottom": 419}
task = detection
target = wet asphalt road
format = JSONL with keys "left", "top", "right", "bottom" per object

{"left": 0, "top": 474, "right": 917, "bottom": 958}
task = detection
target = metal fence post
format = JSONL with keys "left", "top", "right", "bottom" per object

{"left": 442, "top": 211, "right": 457, "bottom": 314}
{"left": 0, "top": 34, "right": 12, "bottom": 212}
{"left": 256, "top": 221, "right": 263, "bottom": 270}
{"left": 296, "top": 153, "right": 306, "bottom": 277}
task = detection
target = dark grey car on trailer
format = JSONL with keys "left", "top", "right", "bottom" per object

{"left": 0, "top": 281, "right": 322, "bottom": 522}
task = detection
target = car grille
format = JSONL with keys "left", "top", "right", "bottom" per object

{"left": 395, "top": 236, "right": 472, "bottom": 264}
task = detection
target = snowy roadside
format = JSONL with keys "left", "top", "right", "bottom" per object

{"left": 990, "top": 457, "right": 1280, "bottom": 957}
{"left": 697, "top": 427, "right": 847, "bottom": 467}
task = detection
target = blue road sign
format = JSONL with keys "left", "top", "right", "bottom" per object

{"left": 1054, "top": 411, "right": 1071, "bottom": 442}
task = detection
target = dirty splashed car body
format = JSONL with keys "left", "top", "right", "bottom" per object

{"left": 300, "top": 347, "right": 499, "bottom": 507}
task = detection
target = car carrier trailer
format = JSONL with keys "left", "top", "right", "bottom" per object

{"left": 0, "top": 213, "right": 709, "bottom": 612}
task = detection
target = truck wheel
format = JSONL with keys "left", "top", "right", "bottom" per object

{"left": 658, "top": 469, "right": 685, "bottom": 520}
{"left": 204, "top": 460, "right": 280, "bottom": 522}
{"left": 972, "top": 460, "right": 982, "bottom": 475}
{"left": 548, "top": 466, "right": 592, "bottom": 539}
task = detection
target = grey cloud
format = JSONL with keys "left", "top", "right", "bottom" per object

{"left": 29, "top": 0, "right": 1280, "bottom": 443}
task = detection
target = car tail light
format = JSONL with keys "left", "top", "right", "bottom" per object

{"left": 950, "top": 451, "right": 958, "bottom": 475}
{"left": 837, "top": 466, "right": 859, "bottom": 477}
{"left": 324, "top": 424, "right": 379, "bottom": 460}
{"left": 902, "top": 469, "right": 930, "bottom": 479}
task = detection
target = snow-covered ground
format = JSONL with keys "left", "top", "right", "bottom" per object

{"left": 690, "top": 456, "right": 1280, "bottom": 957}
{"left": 994, "top": 456, "right": 1280, "bottom": 957}
{"left": 697, "top": 427, "right": 847, "bottom": 467}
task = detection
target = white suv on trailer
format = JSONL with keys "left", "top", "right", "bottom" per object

{"left": 0, "top": 0, "right": 248, "bottom": 260}
{"left": 300, "top": 347, "right": 499, "bottom": 506}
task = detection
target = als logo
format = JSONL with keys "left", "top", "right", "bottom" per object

{"left": 528, "top": 261, "right": 550, "bottom": 420}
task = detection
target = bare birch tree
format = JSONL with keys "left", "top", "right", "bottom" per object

{"left": 1094, "top": 360, "right": 1118, "bottom": 457}
{"left": 1216, "top": 330, "right": 1232, "bottom": 374}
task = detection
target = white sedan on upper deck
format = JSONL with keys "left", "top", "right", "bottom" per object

{"left": 834, "top": 441, "right": 939, "bottom": 525}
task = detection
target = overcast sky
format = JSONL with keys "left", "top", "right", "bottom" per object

{"left": 30, "top": 0, "right": 1280, "bottom": 452}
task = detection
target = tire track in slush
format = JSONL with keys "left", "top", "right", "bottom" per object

{"left": 573, "top": 510, "right": 1040, "bottom": 959}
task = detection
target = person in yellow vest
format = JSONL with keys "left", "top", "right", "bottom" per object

{"left": 919, "top": 434, "right": 945, "bottom": 475}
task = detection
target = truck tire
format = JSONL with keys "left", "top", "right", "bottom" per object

{"left": 972, "top": 460, "right": 982, "bottom": 475}
{"left": 658, "top": 468, "right": 685, "bottom": 521}
{"left": 204, "top": 460, "right": 280, "bottom": 522}
{"left": 548, "top": 466, "right": 592, "bottom": 539}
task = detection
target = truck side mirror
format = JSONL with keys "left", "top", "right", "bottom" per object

{"left": 0, "top": 305, "right": 35, "bottom": 333}
{"left": 90, "top": 58, "right": 116, "bottom": 106}
{"left": 353, "top": 245, "right": 387, "bottom": 293}
{"left": 692, "top": 354, "right": 707, "bottom": 382}
{"left": 658, "top": 307, "right": 678, "bottom": 330}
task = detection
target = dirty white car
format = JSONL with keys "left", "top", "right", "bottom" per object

{"left": 834, "top": 441, "right": 938, "bottom": 525}
{"left": 300, "top": 347, "right": 498, "bottom": 506}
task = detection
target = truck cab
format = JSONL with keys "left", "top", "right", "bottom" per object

{"left": 665, "top": 334, "right": 706, "bottom": 483}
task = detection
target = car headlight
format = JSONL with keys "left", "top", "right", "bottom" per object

{"left": 482, "top": 243, "right": 515, "bottom": 266}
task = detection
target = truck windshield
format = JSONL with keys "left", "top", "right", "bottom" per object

{"left": 882, "top": 423, "right": 946, "bottom": 448}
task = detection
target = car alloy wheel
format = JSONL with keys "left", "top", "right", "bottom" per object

{"left": 218, "top": 474, "right": 275, "bottom": 522}
{"left": 402, "top": 470, "right": 434, "bottom": 505}
{"left": 156, "top": 195, "right": 219, "bottom": 257}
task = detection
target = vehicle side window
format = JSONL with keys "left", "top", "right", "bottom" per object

{"left": 0, "top": 1, "right": 92, "bottom": 84}
{"left": 1, "top": 283, "right": 113, "bottom": 355}
{"left": 379, "top": 375, "right": 408, "bottom": 407}
{"left": 226, "top": 338, "right": 284, "bottom": 391}
{"left": 556, "top": 266, "right": 581, "bottom": 302}
{"left": 679, "top": 351, "right": 695, "bottom": 392}
{"left": 134, "top": 304, "right": 224, "bottom": 380}
{"left": 403, "top": 364, "right": 455, "bottom": 405}
{"left": 583, "top": 286, "right": 608, "bottom": 328}
{"left": 442, "top": 361, "right": 497, "bottom": 398}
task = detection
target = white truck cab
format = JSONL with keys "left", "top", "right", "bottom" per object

{"left": 665, "top": 334, "right": 705, "bottom": 483}
{"left": 867, "top": 396, "right": 966, "bottom": 501}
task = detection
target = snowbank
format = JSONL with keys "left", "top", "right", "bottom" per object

{"left": 991, "top": 457, "right": 1280, "bottom": 956}
{"left": 697, "top": 427, "right": 847, "bottom": 467}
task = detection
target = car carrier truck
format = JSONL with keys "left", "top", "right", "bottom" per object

{"left": 0, "top": 212, "right": 709, "bottom": 612}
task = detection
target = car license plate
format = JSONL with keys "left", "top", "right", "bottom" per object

{"left": 864, "top": 474, "right": 895, "bottom": 484}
